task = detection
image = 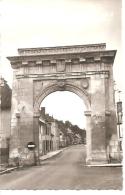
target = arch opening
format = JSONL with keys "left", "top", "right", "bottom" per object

{"left": 41, "top": 91, "right": 86, "bottom": 129}
{"left": 37, "top": 88, "right": 89, "bottom": 157}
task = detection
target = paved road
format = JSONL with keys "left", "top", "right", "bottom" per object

{"left": 0, "top": 145, "right": 122, "bottom": 190}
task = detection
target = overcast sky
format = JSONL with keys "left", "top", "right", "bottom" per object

{"left": 0, "top": 0, "right": 122, "bottom": 128}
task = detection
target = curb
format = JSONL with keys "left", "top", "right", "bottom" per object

{"left": 86, "top": 163, "right": 122, "bottom": 167}
{"left": 40, "top": 150, "right": 63, "bottom": 161}
{"left": 0, "top": 167, "right": 18, "bottom": 175}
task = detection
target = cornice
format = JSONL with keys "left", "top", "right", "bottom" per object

{"left": 7, "top": 50, "right": 117, "bottom": 69}
{"left": 18, "top": 43, "right": 106, "bottom": 56}
{"left": 15, "top": 71, "right": 109, "bottom": 80}
{"left": 7, "top": 50, "right": 116, "bottom": 61}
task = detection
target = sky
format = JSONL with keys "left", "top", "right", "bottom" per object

{"left": 41, "top": 91, "right": 86, "bottom": 129}
{"left": 0, "top": 0, "right": 123, "bottom": 128}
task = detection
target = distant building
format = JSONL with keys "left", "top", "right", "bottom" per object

{"left": 0, "top": 77, "right": 12, "bottom": 167}
{"left": 73, "top": 134, "right": 82, "bottom": 144}
{"left": 66, "top": 128, "right": 74, "bottom": 146}
{"left": 59, "top": 131, "right": 67, "bottom": 148}
{"left": 39, "top": 107, "right": 60, "bottom": 156}
{"left": 51, "top": 120, "right": 60, "bottom": 151}
{"left": 39, "top": 108, "right": 52, "bottom": 155}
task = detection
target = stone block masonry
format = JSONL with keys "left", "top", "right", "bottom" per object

{"left": 7, "top": 43, "right": 119, "bottom": 165}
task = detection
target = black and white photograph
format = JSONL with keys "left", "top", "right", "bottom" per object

{"left": 0, "top": 0, "right": 123, "bottom": 191}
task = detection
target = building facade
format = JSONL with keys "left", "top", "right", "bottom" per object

{"left": 51, "top": 121, "right": 60, "bottom": 151}
{"left": 0, "top": 77, "right": 12, "bottom": 168}
{"left": 39, "top": 107, "right": 60, "bottom": 156}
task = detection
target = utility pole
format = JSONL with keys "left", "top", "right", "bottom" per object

{"left": 0, "top": 76, "right": 5, "bottom": 136}
{"left": 116, "top": 90, "right": 123, "bottom": 151}
{"left": 0, "top": 76, "right": 5, "bottom": 169}
{"left": 114, "top": 81, "right": 123, "bottom": 152}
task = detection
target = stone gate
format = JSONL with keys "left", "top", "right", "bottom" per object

{"left": 7, "top": 43, "right": 120, "bottom": 165}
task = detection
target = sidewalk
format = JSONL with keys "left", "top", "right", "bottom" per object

{"left": 86, "top": 163, "right": 122, "bottom": 167}
{"left": 39, "top": 149, "right": 63, "bottom": 161}
{"left": 0, "top": 166, "right": 18, "bottom": 175}
{"left": 0, "top": 149, "right": 63, "bottom": 175}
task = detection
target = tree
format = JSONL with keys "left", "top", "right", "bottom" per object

{"left": 65, "top": 121, "right": 72, "bottom": 128}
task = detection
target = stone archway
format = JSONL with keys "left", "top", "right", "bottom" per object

{"left": 33, "top": 82, "right": 91, "bottom": 163}
{"left": 34, "top": 83, "right": 91, "bottom": 113}
{"left": 7, "top": 43, "right": 119, "bottom": 165}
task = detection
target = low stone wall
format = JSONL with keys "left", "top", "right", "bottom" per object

{"left": 9, "top": 147, "right": 36, "bottom": 166}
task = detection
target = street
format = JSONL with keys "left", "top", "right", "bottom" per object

{"left": 0, "top": 145, "right": 122, "bottom": 190}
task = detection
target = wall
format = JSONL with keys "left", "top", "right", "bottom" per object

{"left": 51, "top": 121, "right": 60, "bottom": 151}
